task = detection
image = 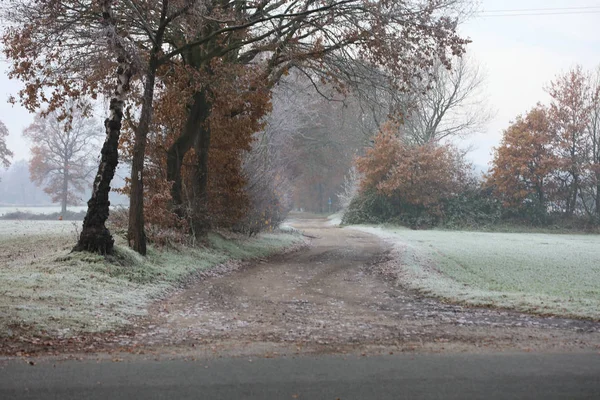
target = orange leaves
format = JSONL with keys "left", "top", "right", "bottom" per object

{"left": 356, "top": 122, "right": 470, "bottom": 215}
{"left": 137, "top": 59, "right": 272, "bottom": 234}
{"left": 487, "top": 106, "right": 556, "bottom": 210}
{"left": 489, "top": 66, "right": 600, "bottom": 219}
{"left": 203, "top": 64, "right": 272, "bottom": 228}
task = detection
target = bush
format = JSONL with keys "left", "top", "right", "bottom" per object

{"left": 342, "top": 189, "right": 443, "bottom": 228}
{"left": 345, "top": 123, "right": 477, "bottom": 229}
{"left": 441, "top": 186, "right": 502, "bottom": 229}
{"left": 342, "top": 189, "right": 397, "bottom": 225}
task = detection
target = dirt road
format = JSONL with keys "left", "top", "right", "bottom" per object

{"left": 121, "top": 215, "right": 600, "bottom": 355}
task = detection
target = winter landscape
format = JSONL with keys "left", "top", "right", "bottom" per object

{"left": 1, "top": 0, "right": 599, "bottom": 398}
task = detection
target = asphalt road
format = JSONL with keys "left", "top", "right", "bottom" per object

{"left": 1, "top": 353, "right": 599, "bottom": 399}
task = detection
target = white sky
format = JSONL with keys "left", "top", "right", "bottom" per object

{"left": 459, "top": 0, "right": 600, "bottom": 167}
{"left": 1, "top": 0, "right": 599, "bottom": 168}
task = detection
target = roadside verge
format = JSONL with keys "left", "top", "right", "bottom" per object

{"left": 0, "top": 230, "right": 306, "bottom": 341}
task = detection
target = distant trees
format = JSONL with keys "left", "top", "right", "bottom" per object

{"left": 488, "top": 65, "right": 600, "bottom": 224}
{"left": 23, "top": 107, "right": 100, "bottom": 214}
{"left": 0, "top": 120, "right": 13, "bottom": 171}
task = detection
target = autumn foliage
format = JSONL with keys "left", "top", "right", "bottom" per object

{"left": 115, "top": 60, "right": 273, "bottom": 244}
{"left": 487, "top": 106, "right": 556, "bottom": 215}
{"left": 346, "top": 123, "right": 473, "bottom": 227}
{"left": 487, "top": 66, "right": 600, "bottom": 224}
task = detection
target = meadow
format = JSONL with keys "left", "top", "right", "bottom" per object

{"left": 0, "top": 206, "right": 88, "bottom": 217}
{"left": 356, "top": 226, "right": 600, "bottom": 320}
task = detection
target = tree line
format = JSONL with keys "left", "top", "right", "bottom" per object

{"left": 1, "top": 0, "right": 471, "bottom": 254}
{"left": 343, "top": 65, "right": 600, "bottom": 230}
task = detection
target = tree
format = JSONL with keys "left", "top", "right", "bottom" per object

{"left": 23, "top": 106, "right": 101, "bottom": 214}
{"left": 402, "top": 55, "right": 492, "bottom": 145}
{"left": 75, "top": 0, "right": 138, "bottom": 254}
{"left": 547, "top": 66, "right": 592, "bottom": 217}
{"left": 487, "top": 106, "right": 556, "bottom": 217}
{"left": 0, "top": 120, "right": 13, "bottom": 172}
{"left": 353, "top": 122, "right": 472, "bottom": 225}
{"left": 3, "top": 0, "right": 471, "bottom": 254}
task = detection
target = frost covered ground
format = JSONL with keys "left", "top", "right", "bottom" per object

{"left": 354, "top": 226, "right": 600, "bottom": 320}
{"left": 0, "top": 220, "right": 82, "bottom": 237}
{"left": 0, "top": 222, "right": 304, "bottom": 339}
{"left": 0, "top": 206, "right": 88, "bottom": 217}
{"left": 325, "top": 212, "right": 343, "bottom": 226}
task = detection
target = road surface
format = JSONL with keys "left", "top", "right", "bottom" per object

{"left": 1, "top": 353, "right": 599, "bottom": 399}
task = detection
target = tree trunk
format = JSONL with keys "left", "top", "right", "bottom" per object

{"left": 166, "top": 90, "right": 210, "bottom": 216}
{"left": 61, "top": 163, "right": 68, "bottom": 215}
{"left": 570, "top": 174, "right": 579, "bottom": 217}
{"left": 73, "top": 1, "right": 135, "bottom": 255}
{"left": 74, "top": 82, "right": 131, "bottom": 254}
{"left": 127, "top": 68, "right": 157, "bottom": 255}
{"left": 127, "top": 0, "right": 169, "bottom": 255}
{"left": 596, "top": 179, "right": 600, "bottom": 221}
{"left": 191, "top": 115, "right": 211, "bottom": 236}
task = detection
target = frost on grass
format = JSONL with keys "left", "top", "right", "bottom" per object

{"left": 0, "top": 220, "right": 82, "bottom": 238}
{"left": 0, "top": 225, "right": 303, "bottom": 338}
{"left": 325, "top": 212, "right": 343, "bottom": 227}
{"left": 355, "top": 226, "right": 600, "bottom": 320}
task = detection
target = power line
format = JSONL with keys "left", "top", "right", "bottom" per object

{"left": 481, "top": 5, "right": 600, "bottom": 13}
{"left": 477, "top": 10, "right": 600, "bottom": 18}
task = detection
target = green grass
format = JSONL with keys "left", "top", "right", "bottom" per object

{"left": 356, "top": 226, "right": 600, "bottom": 320}
{"left": 0, "top": 228, "right": 302, "bottom": 338}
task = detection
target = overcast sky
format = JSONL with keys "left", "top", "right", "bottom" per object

{"left": 458, "top": 0, "right": 599, "bottom": 167}
{"left": 1, "top": 0, "right": 599, "bottom": 169}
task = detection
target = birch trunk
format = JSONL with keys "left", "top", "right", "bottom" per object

{"left": 74, "top": 0, "right": 134, "bottom": 254}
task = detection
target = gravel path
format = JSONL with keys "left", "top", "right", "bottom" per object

{"left": 126, "top": 216, "right": 600, "bottom": 355}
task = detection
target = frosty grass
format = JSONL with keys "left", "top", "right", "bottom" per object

{"left": 355, "top": 226, "right": 600, "bottom": 320}
{"left": 0, "top": 221, "right": 302, "bottom": 337}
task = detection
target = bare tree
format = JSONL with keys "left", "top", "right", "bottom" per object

{"left": 23, "top": 105, "right": 101, "bottom": 214}
{"left": 402, "top": 55, "right": 492, "bottom": 145}
{"left": 0, "top": 120, "right": 13, "bottom": 171}
{"left": 337, "top": 166, "right": 361, "bottom": 211}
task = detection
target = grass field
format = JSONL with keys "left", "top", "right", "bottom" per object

{"left": 0, "top": 223, "right": 303, "bottom": 338}
{"left": 355, "top": 226, "right": 600, "bottom": 320}
{"left": 0, "top": 206, "right": 89, "bottom": 217}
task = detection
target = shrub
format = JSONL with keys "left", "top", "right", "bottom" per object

{"left": 348, "top": 122, "right": 475, "bottom": 228}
